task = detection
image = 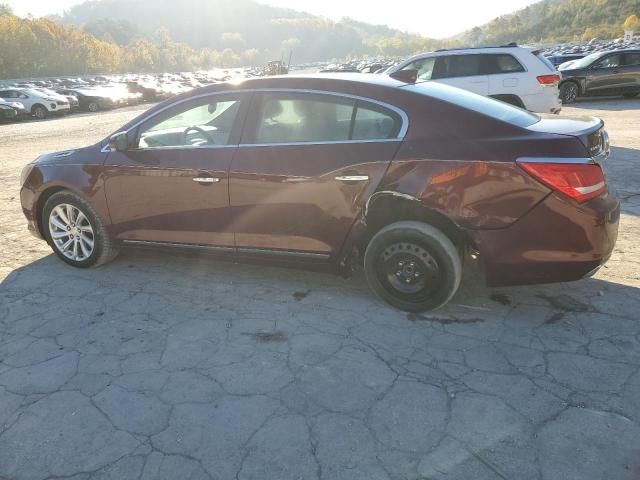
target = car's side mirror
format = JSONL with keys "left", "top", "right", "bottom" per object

{"left": 389, "top": 69, "right": 418, "bottom": 84}
{"left": 108, "top": 132, "right": 129, "bottom": 152}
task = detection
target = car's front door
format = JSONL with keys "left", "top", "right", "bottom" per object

{"left": 586, "top": 54, "right": 626, "bottom": 94}
{"left": 103, "top": 92, "right": 248, "bottom": 247}
{"left": 228, "top": 91, "right": 405, "bottom": 256}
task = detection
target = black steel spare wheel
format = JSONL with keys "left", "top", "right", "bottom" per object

{"left": 379, "top": 242, "right": 441, "bottom": 299}
{"left": 364, "top": 221, "right": 462, "bottom": 312}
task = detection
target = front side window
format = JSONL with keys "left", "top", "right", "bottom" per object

{"left": 594, "top": 54, "right": 622, "bottom": 69}
{"left": 137, "top": 95, "right": 242, "bottom": 148}
{"left": 433, "top": 54, "right": 484, "bottom": 79}
{"left": 402, "top": 57, "right": 436, "bottom": 81}
{"left": 254, "top": 94, "right": 354, "bottom": 143}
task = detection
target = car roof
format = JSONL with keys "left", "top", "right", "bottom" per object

{"left": 238, "top": 73, "right": 406, "bottom": 89}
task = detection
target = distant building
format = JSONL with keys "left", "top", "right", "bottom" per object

{"left": 624, "top": 30, "right": 640, "bottom": 42}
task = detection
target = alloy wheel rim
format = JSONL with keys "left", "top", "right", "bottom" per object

{"left": 565, "top": 84, "right": 577, "bottom": 102}
{"left": 35, "top": 107, "right": 45, "bottom": 118}
{"left": 378, "top": 242, "right": 441, "bottom": 300}
{"left": 48, "top": 204, "right": 95, "bottom": 261}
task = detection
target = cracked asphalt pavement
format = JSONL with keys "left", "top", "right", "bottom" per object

{"left": 1, "top": 99, "right": 640, "bottom": 480}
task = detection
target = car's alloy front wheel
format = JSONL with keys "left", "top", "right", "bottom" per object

{"left": 364, "top": 221, "right": 461, "bottom": 312}
{"left": 43, "top": 191, "right": 119, "bottom": 267}
{"left": 88, "top": 102, "right": 99, "bottom": 112}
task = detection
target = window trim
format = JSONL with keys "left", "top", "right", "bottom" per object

{"left": 102, "top": 88, "right": 409, "bottom": 152}
{"left": 242, "top": 91, "right": 403, "bottom": 146}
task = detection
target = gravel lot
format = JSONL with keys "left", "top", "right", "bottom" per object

{"left": 1, "top": 99, "right": 639, "bottom": 480}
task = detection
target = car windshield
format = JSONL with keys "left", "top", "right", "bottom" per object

{"left": 568, "top": 52, "right": 606, "bottom": 69}
{"left": 405, "top": 81, "right": 540, "bottom": 128}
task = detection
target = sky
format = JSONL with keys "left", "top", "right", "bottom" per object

{"left": 6, "top": 0, "right": 540, "bottom": 38}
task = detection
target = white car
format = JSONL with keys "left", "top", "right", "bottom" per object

{"left": 0, "top": 88, "right": 70, "bottom": 119}
{"left": 385, "top": 45, "right": 562, "bottom": 114}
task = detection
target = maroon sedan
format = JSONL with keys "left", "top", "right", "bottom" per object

{"left": 20, "top": 74, "right": 619, "bottom": 311}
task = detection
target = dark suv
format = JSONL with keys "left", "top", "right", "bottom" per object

{"left": 19, "top": 74, "right": 619, "bottom": 312}
{"left": 559, "top": 49, "right": 640, "bottom": 103}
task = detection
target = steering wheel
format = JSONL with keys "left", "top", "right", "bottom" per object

{"left": 183, "top": 125, "right": 215, "bottom": 146}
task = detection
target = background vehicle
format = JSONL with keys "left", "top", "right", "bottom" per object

{"left": 547, "top": 54, "right": 585, "bottom": 67}
{"left": 385, "top": 45, "right": 562, "bottom": 114}
{"left": 0, "top": 103, "right": 18, "bottom": 122}
{"left": 20, "top": 75, "right": 618, "bottom": 312}
{"left": 0, "top": 88, "right": 70, "bottom": 118}
{"left": 558, "top": 49, "right": 640, "bottom": 103}
{"left": 0, "top": 97, "right": 28, "bottom": 119}
{"left": 56, "top": 88, "right": 119, "bottom": 112}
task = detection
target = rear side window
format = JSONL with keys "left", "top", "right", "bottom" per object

{"left": 251, "top": 93, "right": 402, "bottom": 144}
{"left": 484, "top": 54, "right": 525, "bottom": 74}
{"left": 406, "top": 81, "right": 540, "bottom": 128}
{"left": 254, "top": 94, "right": 354, "bottom": 143}
{"left": 624, "top": 53, "right": 640, "bottom": 66}
{"left": 352, "top": 103, "right": 401, "bottom": 140}
{"left": 433, "top": 55, "right": 483, "bottom": 79}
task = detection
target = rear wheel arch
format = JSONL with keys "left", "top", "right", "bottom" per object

{"left": 490, "top": 94, "right": 525, "bottom": 109}
{"left": 361, "top": 192, "right": 472, "bottom": 253}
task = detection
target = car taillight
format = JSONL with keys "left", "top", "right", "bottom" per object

{"left": 537, "top": 74, "right": 561, "bottom": 85}
{"left": 518, "top": 162, "right": 606, "bottom": 203}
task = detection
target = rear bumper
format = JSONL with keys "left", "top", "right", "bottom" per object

{"left": 471, "top": 190, "right": 620, "bottom": 287}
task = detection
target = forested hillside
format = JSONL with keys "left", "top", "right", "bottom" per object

{"left": 460, "top": 0, "right": 640, "bottom": 45}
{"left": 2, "top": 0, "right": 639, "bottom": 79}
{"left": 57, "top": 0, "right": 448, "bottom": 63}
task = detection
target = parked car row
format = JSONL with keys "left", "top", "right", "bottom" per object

{"left": 314, "top": 40, "right": 640, "bottom": 111}
{"left": 0, "top": 69, "right": 252, "bottom": 122}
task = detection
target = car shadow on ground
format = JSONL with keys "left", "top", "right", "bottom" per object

{"left": 606, "top": 146, "right": 640, "bottom": 217}
{"left": 568, "top": 97, "right": 640, "bottom": 111}
{"left": 2, "top": 247, "right": 638, "bottom": 325}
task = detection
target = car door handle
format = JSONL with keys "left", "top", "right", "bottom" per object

{"left": 193, "top": 177, "right": 220, "bottom": 184}
{"left": 335, "top": 175, "right": 369, "bottom": 182}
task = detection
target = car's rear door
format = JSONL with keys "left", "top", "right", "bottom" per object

{"left": 620, "top": 52, "right": 640, "bottom": 93}
{"left": 103, "top": 92, "right": 249, "bottom": 247}
{"left": 228, "top": 90, "right": 405, "bottom": 256}
{"left": 432, "top": 54, "right": 489, "bottom": 96}
{"left": 485, "top": 53, "right": 527, "bottom": 97}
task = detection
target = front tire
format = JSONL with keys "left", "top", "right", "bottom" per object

{"left": 559, "top": 82, "right": 579, "bottom": 104}
{"left": 43, "top": 191, "right": 119, "bottom": 268}
{"left": 364, "top": 221, "right": 462, "bottom": 312}
{"left": 88, "top": 102, "right": 99, "bottom": 112}
{"left": 32, "top": 104, "right": 47, "bottom": 119}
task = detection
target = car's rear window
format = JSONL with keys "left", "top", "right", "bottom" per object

{"left": 404, "top": 81, "right": 540, "bottom": 128}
